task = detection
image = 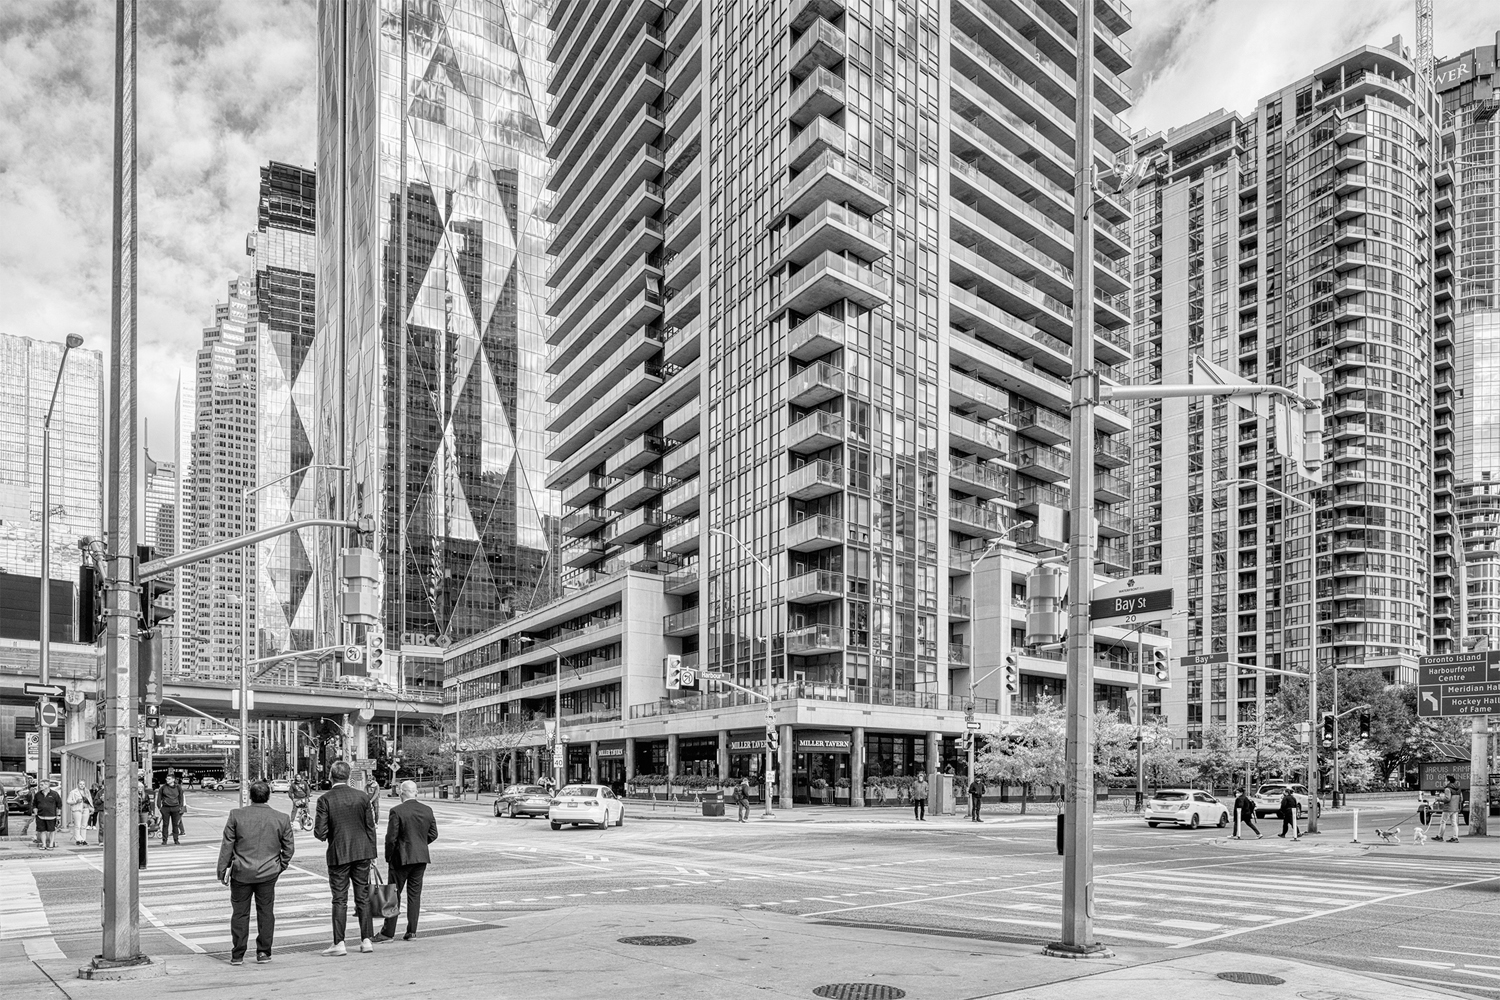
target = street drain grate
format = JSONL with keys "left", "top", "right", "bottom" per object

{"left": 813, "top": 986, "right": 908, "bottom": 1000}
{"left": 618, "top": 935, "right": 696, "bottom": 947}
{"left": 1218, "top": 972, "right": 1287, "bottom": 986}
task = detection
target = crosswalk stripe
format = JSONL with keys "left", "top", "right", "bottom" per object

{"left": 0, "top": 863, "right": 52, "bottom": 941}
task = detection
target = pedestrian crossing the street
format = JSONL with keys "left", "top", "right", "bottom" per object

{"left": 76, "top": 844, "right": 469, "bottom": 955}
{"left": 758, "top": 859, "right": 1483, "bottom": 948}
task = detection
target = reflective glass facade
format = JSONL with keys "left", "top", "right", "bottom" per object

{"left": 316, "top": 0, "right": 559, "bottom": 669}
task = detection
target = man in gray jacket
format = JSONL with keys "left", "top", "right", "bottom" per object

{"left": 217, "top": 779, "right": 295, "bottom": 966}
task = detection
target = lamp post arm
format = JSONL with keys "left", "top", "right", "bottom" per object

{"left": 140, "top": 516, "right": 369, "bottom": 580}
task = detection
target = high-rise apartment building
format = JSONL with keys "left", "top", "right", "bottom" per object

{"left": 1130, "top": 40, "right": 1431, "bottom": 743}
{"left": 187, "top": 279, "right": 259, "bottom": 681}
{"left": 0, "top": 333, "right": 105, "bottom": 586}
{"left": 440, "top": 0, "right": 1167, "bottom": 801}
{"left": 1431, "top": 37, "right": 1500, "bottom": 653}
{"left": 250, "top": 162, "right": 320, "bottom": 656}
{"left": 315, "top": 0, "right": 558, "bottom": 693}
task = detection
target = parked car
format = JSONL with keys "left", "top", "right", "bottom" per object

{"left": 495, "top": 784, "right": 553, "bottom": 819}
{"left": 548, "top": 784, "right": 625, "bottom": 830}
{"left": 1144, "top": 789, "right": 1229, "bottom": 829}
{"left": 1, "top": 772, "right": 29, "bottom": 814}
{"left": 1253, "top": 782, "right": 1316, "bottom": 819}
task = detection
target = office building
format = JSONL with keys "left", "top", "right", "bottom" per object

{"left": 0, "top": 332, "right": 105, "bottom": 586}
{"left": 250, "top": 162, "right": 321, "bottom": 657}
{"left": 187, "top": 279, "right": 259, "bottom": 681}
{"left": 1130, "top": 39, "right": 1431, "bottom": 744}
{"left": 315, "top": 0, "right": 558, "bottom": 694}
{"left": 169, "top": 377, "right": 196, "bottom": 677}
{"left": 444, "top": 0, "right": 1167, "bottom": 804}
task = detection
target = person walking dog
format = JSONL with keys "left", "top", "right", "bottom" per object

{"left": 1436, "top": 775, "right": 1463, "bottom": 843}
{"left": 315, "top": 761, "right": 378, "bottom": 956}
{"left": 217, "top": 779, "right": 295, "bottom": 966}
{"left": 377, "top": 780, "right": 438, "bottom": 942}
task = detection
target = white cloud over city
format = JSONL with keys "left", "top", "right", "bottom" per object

{"left": 1, "top": 0, "right": 1497, "bottom": 454}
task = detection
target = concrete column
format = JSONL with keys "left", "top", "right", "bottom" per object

{"left": 779, "top": 724, "right": 794, "bottom": 811}
{"left": 589, "top": 740, "right": 600, "bottom": 783}
{"left": 507, "top": 750, "right": 516, "bottom": 786}
{"left": 717, "top": 729, "right": 729, "bottom": 780}
{"left": 352, "top": 718, "right": 369, "bottom": 762}
{"left": 851, "top": 726, "right": 866, "bottom": 808}
{"left": 926, "top": 731, "right": 941, "bottom": 780}
{"left": 624, "top": 737, "right": 636, "bottom": 780}
{"left": 667, "top": 733, "right": 679, "bottom": 785}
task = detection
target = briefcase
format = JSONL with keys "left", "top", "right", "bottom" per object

{"left": 365, "top": 865, "right": 400, "bottom": 920}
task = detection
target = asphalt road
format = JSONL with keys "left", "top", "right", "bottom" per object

{"left": 8, "top": 793, "right": 1498, "bottom": 997}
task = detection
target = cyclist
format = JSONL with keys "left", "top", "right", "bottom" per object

{"left": 288, "top": 773, "right": 312, "bottom": 829}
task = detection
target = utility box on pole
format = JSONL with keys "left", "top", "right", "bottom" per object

{"left": 340, "top": 547, "right": 381, "bottom": 626}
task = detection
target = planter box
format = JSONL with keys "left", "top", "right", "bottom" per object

{"left": 834, "top": 789, "right": 850, "bottom": 801}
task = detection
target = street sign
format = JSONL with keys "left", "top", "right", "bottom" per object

{"left": 25, "top": 682, "right": 66, "bottom": 698}
{"left": 25, "top": 733, "right": 38, "bottom": 772}
{"left": 966, "top": 721, "right": 982, "bottom": 731}
{"left": 1418, "top": 652, "right": 1500, "bottom": 717}
{"left": 342, "top": 645, "right": 364, "bottom": 664}
{"left": 37, "top": 700, "right": 61, "bottom": 728}
{"left": 700, "top": 670, "right": 728, "bottom": 680}
{"left": 1088, "top": 587, "right": 1173, "bottom": 623}
{"left": 1181, "top": 653, "right": 1228, "bottom": 667}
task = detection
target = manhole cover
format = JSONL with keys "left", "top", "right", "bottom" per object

{"left": 813, "top": 986, "right": 908, "bottom": 1000}
{"left": 1218, "top": 972, "right": 1287, "bottom": 986}
{"left": 618, "top": 935, "right": 695, "bottom": 947}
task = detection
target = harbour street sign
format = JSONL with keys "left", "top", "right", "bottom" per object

{"left": 1089, "top": 574, "right": 1174, "bottom": 625}
{"left": 25, "top": 683, "right": 66, "bottom": 698}
{"left": 1418, "top": 652, "right": 1500, "bottom": 718}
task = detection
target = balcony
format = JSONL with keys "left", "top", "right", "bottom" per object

{"left": 786, "top": 569, "right": 844, "bottom": 604}
{"left": 561, "top": 472, "right": 613, "bottom": 508}
{"left": 785, "top": 460, "right": 844, "bottom": 500}
{"left": 605, "top": 434, "right": 671, "bottom": 479}
{"left": 950, "top": 412, "right": 1008, "bottom": 461}
{"left": 787, "top": 361, "right": 845, "bottom": 407}
{"left": 1095, "top": 507, "right": 1131, "bottom": 538}
{"left": 607, "top": 507, "right": 667, "bottom": 545}
{"left": 781, "top": 150, "right": 891, "bottom": 220}
{"left": 949, "top": 370, "right": 1009, "bottom": 420}
{"left": 662, "top": 516, "right": 701, "bottom": 554}
{"left": 788, "top": 67, "right": 846, "bottom": 128}
{"left": 789, "top": 16, "right": 845, "bottom": 78}
{"left": 1017, "top": 483, "right": 1068, "bottom": 514}
{"left": 949, "top": 595, "right": 973, "bottom": 620}
{"left": 562, "top": 536, "right": 607, "bottom": 569}
{"left": 1094, "top": 434, "right": 1129, "bottom": 469}
{"left": 664, "top": 565, "right": 699, "bottom": 596}
{"left": 605, "top": 469, "right": 676, "bottom": 511}
{"left": 949, "top": 644, "right": 972, "bottom": 667}
{"left": 787, "top": 313, "right": 844, "bottom": 361}
{"left": 789, "top": 115, "right": 843, "bottom": 171}
{"left": 1017, "top": 444, "right": 1069, "bottom": 483}
{"left": 787, "top": 411, "right": 844, "bottom": 453}
{"left": 781, "top": 251, "right": 888, "bottom": 315}
{"left": 561, "top": 505, "right": 609, "bottom": 537}
{"left": 1095, "top": 472, "right": 1132, "bottom": 503}
{"left": 662, "top": 435, "right": 702, "bottom": 479}
{"left": 786, "top": 515, "right": 845, "bottom": 552}
{"left": 787, "top": 624, "right": 844, "bottom": 655}
{"left": 662, "top": 477, "right": 700, "bottom": 517}
{"left": 791, "top": 0, "right": 846, "bottom": 32}
{"left": 950, "top": 499, "right": 1004, "bottom": 538}
{"left": 1096, "top": 542, "right": 1129, "bottom": 574}
{"left": 664, "top": 606, "right": 700, "bottom": 637}
{"left": 779, "top": 202, "right": 887, "bottom": 268}
{"left": 948, "top": 458, "right": 1010, "bottom": 500}
{"left": 664, "top": 314, "right": 702, "bottom": 368}
{"left": 1013, "top": 406, "right": 1069, "bottom": 445}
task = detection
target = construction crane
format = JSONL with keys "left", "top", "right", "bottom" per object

{"left": 1416, "top": 0, "right": 1433, "bottom": 79}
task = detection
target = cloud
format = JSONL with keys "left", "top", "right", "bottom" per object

{"left": 1126, "top": 0, "right": 1500, "bottom": 137}
{"left": 0, "top": 0, "right": 316, "bottom": 454}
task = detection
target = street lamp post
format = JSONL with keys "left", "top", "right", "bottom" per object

{"left": 38, "top": 333, "right": 83, "bottom": 789}
{"left": 710, "top": 527, "right": 776, "bottom": 818}
{"left": 239, "top": 463, "right": 348, "bottom": 806}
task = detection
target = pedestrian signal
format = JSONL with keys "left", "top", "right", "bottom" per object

{"left": 765, "top": 727, "right": 779, "bottom": 752}
{"left": 1358, "top": 712, "right": 1370, "bottom": 741}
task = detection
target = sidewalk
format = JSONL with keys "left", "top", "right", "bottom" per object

{"left": 2, "top": 902, "right": 1463, "bottom": 1000}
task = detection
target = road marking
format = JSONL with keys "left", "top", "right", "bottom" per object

{"left": 1401, "top": 946, "right": 1500, "bottom": 962}
{"left": 0, "top": 863, "right": 52, "bottom": 941}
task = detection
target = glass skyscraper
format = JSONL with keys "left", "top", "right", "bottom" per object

{"left": 315, "top": 0, "right": 558, "bottom": 690}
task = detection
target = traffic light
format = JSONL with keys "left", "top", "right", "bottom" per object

{"left": 366, "top": 631, "right": 386, "bottom": 677}
{"left": 1358, "top": 712, "right": 1371, "bottom": 741}
{"left": 1003, "top": 654, "right": 1019, "bottom": 694}
{"left": 665, "top": 654, "right": 682, "bottom": 689}
{"left": 961, "top": 733, "right": 973, "bottom": 753}
{"left": 78, "top": 564, "right": 106, "bottom": 644}
{"left": 1321, "top": 712, "right": 1335, "bottom": 748}
{"left": 1151, "top": 647, "right": 1170, "bottom": 682}
{"left": 765, "top": 727, "right": 780, "bottom": 752}
{"left": 139, "top": 579, "right": 175, "bottom": 634}
{"left": 137, "top": 630, "right": 164, "bottom": 707}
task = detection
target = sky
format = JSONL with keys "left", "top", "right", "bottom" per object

{"left": 0, "top": 0, "right": 1496, "bottom": 456}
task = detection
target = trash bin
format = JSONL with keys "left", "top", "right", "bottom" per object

{"left": 439, "top": 785, "right": 449, "bottom": 800}
{"left": 701, "top": 791, "right": 725, "bottom": 817}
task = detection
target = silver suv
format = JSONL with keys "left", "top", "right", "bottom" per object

{"left": 1, "top": 772, "right": 30, "bottom": 813}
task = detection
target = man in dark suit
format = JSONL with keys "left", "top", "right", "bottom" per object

{"left": 377, "top": 779, "right": 439, "bottom": 942}
{"left": 314, "top": 760, "right": 378, "bottom": 956}
{"left": 216, "top": 779, "right": 295, "bottom": 966}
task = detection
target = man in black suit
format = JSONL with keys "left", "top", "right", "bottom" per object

{"left": 216, "top": 779, "right": 295, "bottom": 965}
{"left": 314, "top": 760, "right": 378, "bottom": 956}
{"left": 377, "top": 779, "right": 439, "bottom": 942}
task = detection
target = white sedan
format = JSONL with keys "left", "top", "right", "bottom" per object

{"left": 548, "top": 784, "right": 625, "bottom": 830}
{"left": 270, "top": 779, "right": 290, "bottom": 793}
{"left": 1144, "top": 789, "right": 1229, "bottom": 829}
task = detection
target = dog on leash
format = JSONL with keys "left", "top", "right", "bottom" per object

{"left": 1372, "top": 825, "right": 1408, "bottom": 845}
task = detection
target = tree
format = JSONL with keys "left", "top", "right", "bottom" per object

{"left": 1138, "top": 718, "right": 1189, "bottom": 789}
{"left": 1185, "top": 724, "right": 1240, "bottom": 790}
{"left": 265, "top": 741, "right": 290, "bottom": 779}
{"left": 1234, "top": 706, "right": 1302, "bottom": 787}
{"left": 975, "top": 702, "right": 1136, "bottom": 812}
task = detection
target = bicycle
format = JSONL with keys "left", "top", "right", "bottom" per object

{"left": 291, "top": 800, "right": 312, "bottom": 832}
